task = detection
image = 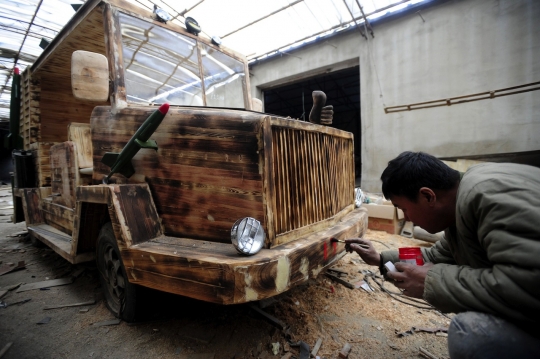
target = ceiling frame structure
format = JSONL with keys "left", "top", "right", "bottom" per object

{"left": 0, "top": 0, "right": 422, "bottom": 127}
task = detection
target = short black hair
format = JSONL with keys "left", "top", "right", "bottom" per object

{"left": 381, "top": 151, "right": 460, "bottom": 201}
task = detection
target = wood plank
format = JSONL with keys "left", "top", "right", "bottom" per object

{"left": 109, "top": 184, "right": 162, "bottom": 246}
{"left": 22, "top": 188, "right": 44, "bottom": 225}
{"left": 40, "top": 201, "right": 74, "bottom": 235}
{"left": 16, "top": 278, "right": 73, "bottom": 293}
{"left": 76, "top": 185, "right": 110, "bottom": 203}
{"left": 120, "top": 207, "right": 367, "bottom": 304}
{"left": 71, "top": 51, "right": 109, "bottom": 102}
{"left": 103, "top": 4, "right": 127, "bottom": 107}
{"left": 68, "top": 123, "right": 93, "bottom": 168}
{"left": 44, "top": 299, "right": 95, "bottom": 310}
{"left": 50, "top": 142, "right": 79, "bottom": 208}
{"left": 270, "top": 117, "right": 353, "bottom": 139}
{"left": 262, "top": 117, "right": 276, "bottom": 245}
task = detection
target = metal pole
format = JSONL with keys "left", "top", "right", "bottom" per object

{"left": 222, "top": 0, "right": 304, "bottom": 39}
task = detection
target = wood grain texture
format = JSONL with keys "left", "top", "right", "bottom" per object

{"left": 76, "top": 185, "right": 110, "bottom": 203}
{"left": 68, "top": 123, "right": 93, "bottom": 169}
{"left": 91, "top": 106, "right": 265, "bottom": 243}
{"left": 103, "top": 4, "right": 127, "bottom": 107}
{"left": 40, "top": 201, "right": 74, "bottom": 236}
{"left": 29, "top": 5, "right": 109, "bottom": 144}
{"left": 22, "top": 189, "right": 44, "bottom": 225}
{"left": 30, "top": 142, "right": 59, "bottom": 187}
{"left": 50, "top": 142, "right": 79, "bottom": 208}
{"left": 20, "top": 69, "right": 41, "bottom": 149}
{"left": 40, "top": 75, "right": 103, "bottom": 143}
{"left": 270, "top": 119, "right": 355, "bottom": 244}
{"left": 120, "top": 207, "right": 368, "bottom": 304}
{"left": 261, "top": 117, "right": 276, "bottom": 246}
{"left": 73, "top": 201, "right": 109, "bottom": 256}
{"left": 108, "top": 184, "right": 162, "bottom": 246}
{"left": 71, "top": 50, "right": 109, "bottom": 102}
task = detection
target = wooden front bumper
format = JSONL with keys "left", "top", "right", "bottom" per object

{"left": 122, "top": 207, "right": 368, "bottom": 304}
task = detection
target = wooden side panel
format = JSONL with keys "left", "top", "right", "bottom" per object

{"left": 73, "top": 185, "right": 111, "bottom": 256}
{"left": 40, "top": 76, "right": 101, "bottom": 143}
{"left": 91, "top": 107, "right": 265, "bottom": 243}
{"left": 108, "top": 184, "right": 162, "bottom": 246}
{"left": 30, "top": 142, "right": 60, "bottom": 187}
{"left": 120, "top": 207, "right": 368, "bottom": 304}
{"left": 73, "top": 201, "right": 109, "bottom": 256}
{"left": 40, "top": 200, "right": 74, "bottom": 236}
{"left": 34, "top": 7, "right": 108, "bottom": 144}
{"left": 76, "top": 185, "right": 110, "bottom": 203}
{"left": 50, "top": 142, "right": 79, "bottom": 208}
{"left": 22, "top": 188, "right": 44, "bottom": 225}
{"left": 20, "top": 69, "right": 41, "bottom": 149}
{"left": 68, "top": 123, "right": 93, "bottom": 168}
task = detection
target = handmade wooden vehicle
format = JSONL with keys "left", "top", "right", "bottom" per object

{"left": 10, "top": 0, "right": 368, "bottom": 321}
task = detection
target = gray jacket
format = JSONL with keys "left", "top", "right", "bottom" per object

{"left": 380, "top": 163, "right": 540, "bottom": 324}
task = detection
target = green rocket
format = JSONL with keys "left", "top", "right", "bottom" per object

{"left": 101, "top": 103, "right": 170, "bottom": 184}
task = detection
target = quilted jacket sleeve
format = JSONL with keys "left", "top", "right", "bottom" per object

{"left": 423, "top": 170, "right": 540, "bottom": 324}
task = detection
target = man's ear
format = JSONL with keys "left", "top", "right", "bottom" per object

{"left": 419, "top": 187, "right": 436, "bottom": 206}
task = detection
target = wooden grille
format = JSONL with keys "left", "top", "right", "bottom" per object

{"left": 271, "top": 126, "right": 354, "bottom": 235}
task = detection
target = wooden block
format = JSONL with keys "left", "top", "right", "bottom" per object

{"left": 339, "top": 343, "right": 352, "bottom": 358}
{"left": 16, "top": 277, "right": 73, "bottom": 292}
{"left": 311, "top": 338, "right": 322, "bottom": 357}
{"left": 68, "top": 123, "right": 93, "bottom": 169}
{"left": 44, "top": 299, "right": 95, "bottom": 310}
{"left": 71, "top": 50, "right": 109, "bottom": 101}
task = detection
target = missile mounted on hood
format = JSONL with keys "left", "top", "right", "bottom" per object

{"left": 101, "top": 103, "right": 170, "bottom": 183}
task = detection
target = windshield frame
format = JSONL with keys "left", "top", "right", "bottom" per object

{"left": 108, "top": 5, "right": 251, "bottom": 110}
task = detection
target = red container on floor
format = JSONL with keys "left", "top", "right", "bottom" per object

{"left": 399, "top": 247, "right": 424, "bottom": 265}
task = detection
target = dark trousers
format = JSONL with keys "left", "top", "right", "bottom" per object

{"left": 448, "top": 312, "right": 540, "bottom": 359}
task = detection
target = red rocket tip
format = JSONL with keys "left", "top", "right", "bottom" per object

{"left": 14, "top": 67, "right": 19, "bottom": 75}
{"left": 158, "top": 103, "right": 170, "bottom": 115}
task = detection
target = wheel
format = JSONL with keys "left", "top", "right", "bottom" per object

{"left": 96, "top": 222, "right": 139, "bottom": 322}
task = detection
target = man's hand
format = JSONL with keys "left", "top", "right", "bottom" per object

{"left": 344, "top": 238, "right": 380, "bottom": 266}
{"left": 386, "top": 262, "right": 434, "bottom": 299}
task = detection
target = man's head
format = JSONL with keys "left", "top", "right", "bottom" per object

{"left": 381, "top": 151, "right": 460, "bottom": 233}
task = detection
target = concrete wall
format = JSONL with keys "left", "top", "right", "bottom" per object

{"left": 250, "top": 0, "right": 540, "bottom": 192}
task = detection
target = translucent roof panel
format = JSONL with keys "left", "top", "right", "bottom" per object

{"left": 0, "top": 0, "right": 425, "bottom": 122}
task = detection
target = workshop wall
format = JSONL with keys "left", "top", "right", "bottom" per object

{"left": 249, "top": 0, "right": 540, "bottom": 192}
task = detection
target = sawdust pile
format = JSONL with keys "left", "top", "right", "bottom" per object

{"left": 268, "top": 230, "right": 452, "bottom": 358}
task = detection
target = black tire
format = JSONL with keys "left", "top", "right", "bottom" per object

{"left": 96, "top": 222, "right": 139, "bottom": 322}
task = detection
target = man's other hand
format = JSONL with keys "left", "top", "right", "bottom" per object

{"left": 387, "top": 262, "right": 434, "bottom": 299}
{"left": 344, "top": 238, "right": 380, "bottom": 266}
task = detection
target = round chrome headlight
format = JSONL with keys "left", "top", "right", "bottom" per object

{"left": 231, "top": 217, "right": 265, "bottom": 255}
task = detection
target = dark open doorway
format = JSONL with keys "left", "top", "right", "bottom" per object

{"left": 263, "top": 66, "right": 361, "bottom": 183}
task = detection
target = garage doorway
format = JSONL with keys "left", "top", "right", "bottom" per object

{"left": 263, "top": 66, "right": 361, "bottom": 183}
